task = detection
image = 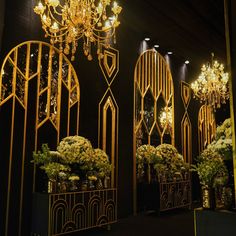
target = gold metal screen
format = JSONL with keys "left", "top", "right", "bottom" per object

{"left": 198, "top": 105, "right": 216, "bottom": 153}
{"left": 181, "top": 81, "right": 192, "bottom": 163}
{"left": 133, "top": 49, "right": 175, "bottom": 213}
{"left": 0, "top": 41, "right": 80, "bottom": 236}
{"left": 98, "top": 45, "right": 119, "bottom": 188}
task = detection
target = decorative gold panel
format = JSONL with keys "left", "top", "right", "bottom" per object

{"left": 99, "top": 45, "right": 119, "bottom": 86}
{"left": 31, "top": 189, "right": 117, "bottom": 235}
{"left": 133, "top": 49, "right": 175, "bottom": 213}
{"left": 198, "top": 105, "right": 216, "bottom": 153}
{"left": 98, "top": 45, "right": 119, "bottom": 189}
{"left": 0, "top": 41, "right": 80, "bottom": 236}
{"left": 181, "top": 81, "right": 192, "bottom": 163}
{"left": 134, "top": 50, "right": 175, "bottom": 146}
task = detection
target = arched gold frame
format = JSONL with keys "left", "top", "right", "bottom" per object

{"left": 133, "top": 49, "right": 175, "bottom": 214}
{"left": 0, "top": 40, "right": 80, "bottom": 236}
{"left": 198, "top": 105, "right": 216, "bottom": 153}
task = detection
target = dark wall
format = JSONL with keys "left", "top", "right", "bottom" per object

{"left": 0, "top": 0, "right": 5, "bottom": 52}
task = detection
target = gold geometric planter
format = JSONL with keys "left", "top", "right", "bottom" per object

{"left": 202, "top": 186, "right": 215, "bottom": 209}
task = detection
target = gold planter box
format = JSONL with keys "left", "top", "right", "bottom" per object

{"left": 31, "top": 189, "right": 117, "bottom": 236}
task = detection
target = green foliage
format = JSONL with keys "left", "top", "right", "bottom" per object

{"left": 41, "top": 162, "right": 71, "bottom": 181}
{"left": 32, "top": 143, "right": 52, "bottom": 165}
{"left": 192, "top": 149, "right": 228, "bottom": 187}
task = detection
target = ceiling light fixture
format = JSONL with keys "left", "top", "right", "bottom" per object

{"left": 185, "top": 60, "right": 190, "bottom": 64}
{"left": 167, "top": 51, "right": 173, "bottom": 55}
{"left": 144, "top": 37, "right": 150, "bottom": 41}
{"left": 34, "top": 0, "right": 122, "bottom": 61}
{"left": 154, "top": 44, "right": 159, "bottom": 48}
{"left": 191, "top": 53, "right": 229, "bottom": 110}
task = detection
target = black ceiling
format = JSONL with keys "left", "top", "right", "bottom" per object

{"left": 121, "top": 0, "right": 226, "bottom": 73}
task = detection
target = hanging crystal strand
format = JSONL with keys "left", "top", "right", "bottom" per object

{"left": 113, "top": 31, "right": 116, "bottom": 44}
{"left": 87, "top": 40, "right": 92, "bottom": 60}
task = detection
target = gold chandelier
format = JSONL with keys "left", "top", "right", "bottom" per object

{"left": 159, "top": 106, "right": 172, "bottom": 134}
{"left": 191, "top": 53, "right": 229, "bottom": 110}
{"left": 34, "top": 0, "right": 122, "bottom": 61}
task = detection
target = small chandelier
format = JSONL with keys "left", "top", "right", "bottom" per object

{"left": 191, "top": 53, "right": 229, "bottom": 110}
{"left": 159, "top": 106, "right": 172, "bottom": 134}
{"left": 34, "top": 0, "right": 122, "bottom": 61}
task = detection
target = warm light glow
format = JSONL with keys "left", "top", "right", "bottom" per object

{"left": 34, "top": 0, "right": 122, "bottom": 61}
{"left": 191, "top": 53, "right": 229, "bottom": 110}
{"left": 159, "top": 106, "right": 172, "bottom": 133}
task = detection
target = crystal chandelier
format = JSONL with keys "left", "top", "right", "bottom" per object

{"left": 159, "top": 106, "right": 172, "bottom": 134}
{"left": 34, "top": 0, "right": 122, "bottom": 61}
{"left": 191, "top": 53, "right": 229, "bottom": 110}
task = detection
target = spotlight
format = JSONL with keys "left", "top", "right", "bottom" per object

{"left": 185, "top": 60, "right": 190, "bottom": 64}
{"left": 144, "top": 37, "right": 150, "bottom": 41}
{"left": 154, "top": 44, "right": 159, "bottom": 48}
{"left": 167, "top": 51, "right": 173, "bottom": 55}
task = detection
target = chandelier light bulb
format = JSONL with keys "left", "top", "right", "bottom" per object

{"left": 34, "top": 0, "right": 122, "bottom": 61}
{"left": 159, "top": 106, "right": 172, "bottom": 134}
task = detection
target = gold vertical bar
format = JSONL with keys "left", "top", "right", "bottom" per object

{"left": 5, "top": 48, "right": 17, "bottom": 236}
{"left": 144, "top": 53, "right": 148, "bottom": 91}
{"left": 148, "top": 51, "right": 151, "bottom": 87}
{"left": 47, "top": 47, "right": 52, "bottom": 119}
{"left": 57, "top": 51, "right": 63, "bottom": 143}
{"left": 102, "top": 104, "right": 107, "bottom": 152}
{"left": 111, "top": 107, "right": 116, "bottom": 188}
{"left": 33, "top": 43, "right": 42, "bottom": 192}
{"left": 224, "top": 0, "right": 236, "bottom": 202}
{"left": 18, "top": 42, "right": 30, "bottom": 236}
{"left": 142, "top": 55, "right": 144, "bottom": 93}
{"left": 67, "top": 65, "right": 72, "bottom": 136}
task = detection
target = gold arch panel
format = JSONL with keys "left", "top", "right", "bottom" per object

{"left": 181, "top": 81, "right": 192, "bottom": 163}
{"left": 133, "top": 49, "right": 175, "bottom": 213}
{"left": 134, "top": 49, "right": 175, "bottom": 147}
{"left": 198, "top": 105, "right": 216, "bottom": 153}
{"left": 0, "top": 41, "right": 80, "bottom": 236}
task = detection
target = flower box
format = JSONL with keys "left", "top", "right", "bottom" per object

{"left": 31, "top": 189, "right": 117, "bottom": 236}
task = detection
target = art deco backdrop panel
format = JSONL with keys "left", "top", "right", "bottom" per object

{"left": 133, "top": 49, "right": 175, "bottom": 212}
{"left": 0, "top": 41, "right": 80, "bottom": 236}
{"left": 180, "top": 81, "right": 192, "bottom": 163}
{"left": 98, "top": 45, "right": 119, "bottom": 188}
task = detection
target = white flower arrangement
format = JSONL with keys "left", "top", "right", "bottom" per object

{"left": 208, "top": 118, "right": 232, "bottom": 160}
{"left": 57, "top": 135, "right": 95, "bottom": 170}
{"left": 93, "top": 148, "right": 112, "bottom": 178}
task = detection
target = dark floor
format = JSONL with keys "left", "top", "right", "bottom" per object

{"left": 70, "top": 208, "right": 195, "bottom": 236}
